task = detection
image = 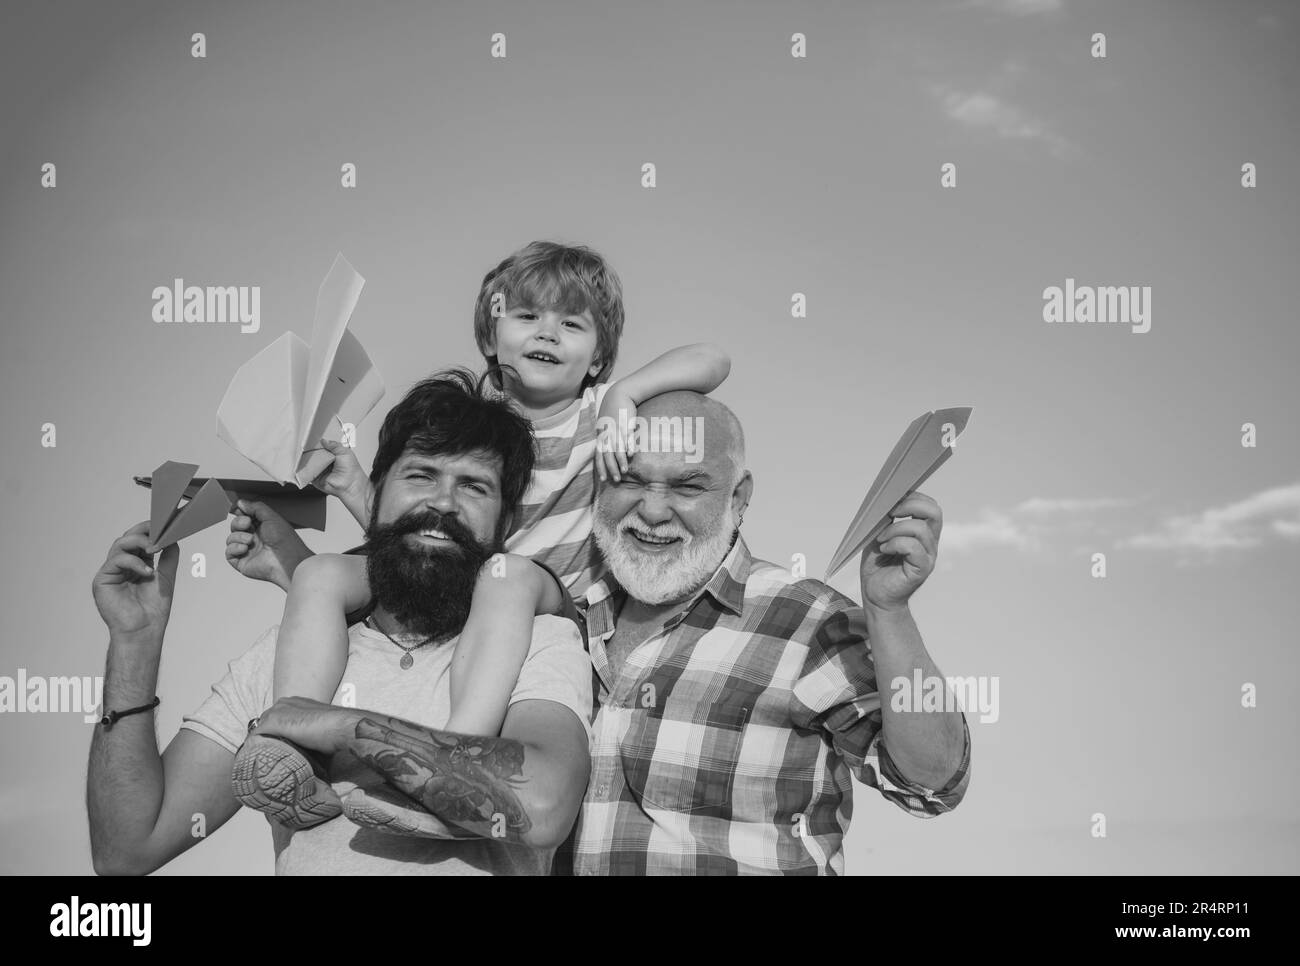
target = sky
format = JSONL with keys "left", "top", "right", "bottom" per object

{"left": 0, "top": 0, "right": 1296, "bottom": 875}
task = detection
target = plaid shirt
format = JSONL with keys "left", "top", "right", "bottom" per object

{"left": 562, "top": 535, "right": 971, "bottom": 875}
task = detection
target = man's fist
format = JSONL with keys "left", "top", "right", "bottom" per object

{"left": 226, "top": 500, "right": 313, "bottom": 591}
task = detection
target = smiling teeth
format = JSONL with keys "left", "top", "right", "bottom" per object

{"left": 630, "top": 531, "right": 677, "bottom": 544}
{"left": 419, "top": 529, "right": 449, "bottom": 539}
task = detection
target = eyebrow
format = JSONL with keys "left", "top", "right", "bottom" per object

{"left": 400, "top": 455, "right": 499, "bottom": 491}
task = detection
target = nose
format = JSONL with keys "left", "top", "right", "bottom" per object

{"left": 423, "top": 477, "right": 459, "bottom": 516}
{"left": 535, "top": 313, "right": 560, "bottom": 343}
{"left": 634, "top": 486, "right": 674, "bottom": 527}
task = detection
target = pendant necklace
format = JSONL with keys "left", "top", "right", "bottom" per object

{"left": 368, "top": 617, "right": 435, "bottom": 670}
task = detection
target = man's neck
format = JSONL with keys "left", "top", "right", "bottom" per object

{"left": 368, "top": 605, "right": 459, "bottom": 643}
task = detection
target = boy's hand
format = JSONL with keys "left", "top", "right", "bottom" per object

{"left": 597, "top": 388, "right": 637, "bottom": 482}
{"left": 311, "top": 438, "right": 372, "bottom": 523}
{"left": 225, "top": 500, "right": 313, "bottom": 591}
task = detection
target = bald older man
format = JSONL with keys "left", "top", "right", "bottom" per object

{"left": 557, "top": 391, "right": 970, "bottom": 875}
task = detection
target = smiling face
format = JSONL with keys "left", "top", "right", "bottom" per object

{"left": 373, "top": 447, "right": 505, "bottom": 550}
{"left": 489, "top": 305, "right": 602, "bottom": 410}
{"left": 364, "top": 447, "right": 505, "bottom": 639}
{"left": 593, "top": 392, "right": 752, "bottom": 606}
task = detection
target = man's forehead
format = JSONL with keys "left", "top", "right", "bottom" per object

{"left": 398, "top": 447, "right": 502, "bottom": 476}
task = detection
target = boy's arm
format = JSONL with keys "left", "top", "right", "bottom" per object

{"left": 598, "top": 344, "right": 730, "bottom": 479}
{"left": 608, "top": 342, "right": 731, "bottom": 404}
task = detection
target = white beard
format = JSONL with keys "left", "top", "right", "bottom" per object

{"left": 594, "top": 500, "right": 737, "bottom": 606}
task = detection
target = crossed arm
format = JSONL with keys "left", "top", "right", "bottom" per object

{"left": 87, "top": 638, "right": 588, "bottom": 875}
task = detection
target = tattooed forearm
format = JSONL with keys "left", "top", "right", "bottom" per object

{"left": 348, "top": 717, "right": 533, "bottom": 840}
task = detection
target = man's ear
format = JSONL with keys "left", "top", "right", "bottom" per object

{"left": 732, "top": 470, "right": 754, "bottom": 525}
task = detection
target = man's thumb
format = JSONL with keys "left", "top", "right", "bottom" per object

{"left": 236, "top": 499, "right": 272, "bottom": 520}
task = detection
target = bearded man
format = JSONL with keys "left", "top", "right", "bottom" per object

{"left": 559, "top": 390, "right": 971, "bottom": 875}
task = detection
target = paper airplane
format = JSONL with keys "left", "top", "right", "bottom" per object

{"left": 133, "top": 474, "right": 326, "bottom": 532}
{"left": 216, "top": 253, "right": 384, "bottom": 487}
{"left": 823, "top": 408, "right": 973, "bottom": 581}
{"left": 141, "top": 461, "right": 235, "bottom": 553}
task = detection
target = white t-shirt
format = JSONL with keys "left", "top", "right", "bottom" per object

{"left": 181, "top": 615, "right": 593, "bottom": 875}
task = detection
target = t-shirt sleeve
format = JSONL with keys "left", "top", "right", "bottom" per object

{"left": 179, "top": 626, "right": 278, "bottom": 754}
{"left": 508, "top": 615, "right": 595, "bottom": 741}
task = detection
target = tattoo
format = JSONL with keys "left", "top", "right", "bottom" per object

{"left": 349, "top": 717, "right": 533, "bottom": 840}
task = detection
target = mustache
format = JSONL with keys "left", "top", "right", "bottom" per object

{"left": 616, "top": 516, "right": 689, "bottom": 542}
{"left": 365, "top": 508, "right": 483, "bottom": 555}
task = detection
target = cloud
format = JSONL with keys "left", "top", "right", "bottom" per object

{"left": 1015, "top": 497, "right": 1135, "bottom": 516}
{"left": 942, "top": 509, "right": 1036, "bottom": 553}
{"left": 934, "top": 87, "right": 1075, "bottom": 159}
{"left": 962, "top": 0, "right": 1064, "bottom": 14}
{"left": 1119, "top": 484, "right": 1300, "bottom": 553}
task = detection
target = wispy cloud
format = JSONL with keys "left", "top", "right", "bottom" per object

{"left": 933, "top": 86, "right": 1076, "bottom": 159}
{"left": 1015, "top": 497, "right": 1135, "bottom": 516}
{"left": 944, "top": 495, "right": 1132, "bottom": 553}
{"left": 945, "top": 484, "right": 1300, "bottom": 562}
{"left": 1119, "top": 484, "right": 1300, "bottom": 553}
{"left": 961, "top": 0, "right": 1064, "bottom": 15}
{"left": 943, "top": 509, "right": 1036, "bottom": 553}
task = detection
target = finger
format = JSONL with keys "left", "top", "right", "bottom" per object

{"left": 595, "top": 450, "right": 607, "bottom": 482}
{"left": 890, "top": 492, "right": 941, "bottom": 524}
{"left": 877, "top": 535, "right": 929, "bottom": 566}
{"left": 229, "top": 511, "right": 254, "bottom": 532}
{"left": 235, "top": 500, "right": 277, "bottom": 524}
{"left": 104, "top": 551, "right": 154, "bottom": 580}
{"left": 119, "top": 521, "right": 151, "bottom": 539}
{"left": 876, "top": 519, "right": 936, "bottom": 556}
{"left": 226, "top": 531, "right": 254, "bottom": 549}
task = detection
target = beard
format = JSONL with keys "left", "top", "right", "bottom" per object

{"left": 363, "top": 507, "right": 494, "bottom": 640}
{"left": 593, "top": 497, "right": 737, "bottom": 606}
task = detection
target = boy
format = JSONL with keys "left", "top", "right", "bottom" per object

{"left": 233, "top": 241, "right": 729, "bottom": 829}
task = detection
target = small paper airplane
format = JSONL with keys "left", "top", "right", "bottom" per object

{"left": 823, "top": 407, "right": 973, "bottom": 581}
{"left": 133, "top": 472, "right": 327, "bottom": 537}
{"left": 139, "top": 461, "right": 237, "bottom": 554}
{"left": 217, "top": 253, "right": 384, "bottom": 486}
{"left": 136, "top": 254, "right": 382, "bottom": 551}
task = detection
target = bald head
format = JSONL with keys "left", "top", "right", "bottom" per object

{"left": 594, "top": 390, "right": 754, "bottom": 605}
{"left": 636, "top": 390, "right": 746, "bottom": 486}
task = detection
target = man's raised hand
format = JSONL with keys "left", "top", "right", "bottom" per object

{"left": 225, "top": 500, "right": 312, "bottom": 591}
{"left": 859, "top": 491, "right": 943, "bottom": 613}
{"left": 92, "top": 522, "right": 180, "bottom": 643}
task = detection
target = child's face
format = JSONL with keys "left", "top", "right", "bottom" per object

{"left": 490, "top": 304, "right": 602, "bottom": 402}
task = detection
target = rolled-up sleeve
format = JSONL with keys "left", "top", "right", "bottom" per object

{"left": 790, "top": 600, "right": 971, "bottom": 817}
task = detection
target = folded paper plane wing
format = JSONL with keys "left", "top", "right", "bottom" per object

{"left": 134, "top": 474, "right": 327, "bottom": 532}
{"left": 823, "top": 407, "right": 973, "bottom": 581}
{"left": 140, "top": 461, "right": 235, "bottom": 554}
{"left": 216, "top": 253, "right": 383, "bottom": 486}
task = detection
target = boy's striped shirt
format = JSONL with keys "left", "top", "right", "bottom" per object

{"left": 505, "top": 383, "right": 610, "bottom": 600}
